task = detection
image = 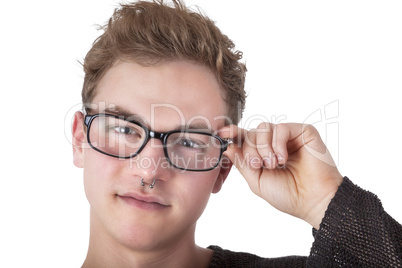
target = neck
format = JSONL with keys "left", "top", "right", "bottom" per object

{"left": 82, "top": 211, "right": 213, "bottom": 268}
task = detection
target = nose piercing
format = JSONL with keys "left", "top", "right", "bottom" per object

{"left": 140, "top": 178, "right": 156, "bottom": 189}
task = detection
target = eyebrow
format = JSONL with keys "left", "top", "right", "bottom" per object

{"left": 181, "top": 122, "right": 214, "bottom": 133}
{"left": 97, "top": 107, "right": 149, "bottom": 126}
{"left": 90, "top": 105, "right": 215, "bottom": 133}
{"left": 85, "top": 106, "right": 148, "bottom": 127}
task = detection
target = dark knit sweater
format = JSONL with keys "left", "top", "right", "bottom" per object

{"left": 208, "top": 177, "right": 402, "bottom": 267}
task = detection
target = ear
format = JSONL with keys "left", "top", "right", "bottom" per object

{"left": 212, "top": 155, "right": 232, "bottom": 194}
{"left": 72, "top": 111, "right": 86, "bottom": 168}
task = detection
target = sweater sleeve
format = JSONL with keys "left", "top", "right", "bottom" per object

{"left": 306, "top": 177, "right": 402, "bottom": 267}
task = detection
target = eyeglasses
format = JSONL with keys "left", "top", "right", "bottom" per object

{"left": 84, "top": 113, "right": 229, "bottom": 171}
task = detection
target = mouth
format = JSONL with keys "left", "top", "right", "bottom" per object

{"left": 117, "top": 193, "right": 169, "bottom": 210}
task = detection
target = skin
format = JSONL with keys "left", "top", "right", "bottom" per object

{"left": 72, "top": 60, "right": 232, "bottom": 267}
{"left": 72, "top": 60, "right": 343, "bottom": 267}
{"left": 220, "top": 123, "right": 344, "bottom": 229}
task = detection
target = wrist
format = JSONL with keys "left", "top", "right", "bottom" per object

{"left": 305, "top": 175, "right": 344, "bottom": 229}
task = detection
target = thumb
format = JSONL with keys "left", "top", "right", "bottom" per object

{"left": 223, "top": 142, "right": 263, "bottom": 192}
{"left": 219, "top": 125, "right": 262, "bottom": 182}
{"left": 223, "top": 143, "right": 243, "bottom": 169}
{"left": 218, "top": 125, "right": 247, "bottom": 170}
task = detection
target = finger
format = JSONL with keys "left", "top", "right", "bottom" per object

{"left": 219, "top": 125, "right": 246, "bottom": 169}
{"left": 222, "top": 128, "right": 263, "bottom": 171}
{"left": 272, "top": 123, "right": 291, "bottom": 165}
{"left": 242, "top": 130, "right": 265, "bottom": 169}
{"left": 218, "top": 124, "right": 247, "bottom": 145}
{"left": 223, "top": 142, "right": 243, "bottom": 169}
{"left": 255, "top": 122, "right": 277, "bottom": 169}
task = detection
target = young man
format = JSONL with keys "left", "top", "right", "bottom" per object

{"left": 72, "top": 1, "right": 402, "bottom": 267}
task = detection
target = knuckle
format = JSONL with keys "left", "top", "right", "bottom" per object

{"left": 244, "top": 135, "right": 257, "bottom": 149}
{"left": 257, "top": 145, "right": 271, "bottom": 155}
{"left": 245, "top": 130, "right": 256, "bottom": 142}
{"left": 275, "top": 123, "right": 287, "bottom": 132}
{"left": 257, "top": 122, "right": 272, "bottom": 131}
{"left": 302, "top": 124, "right": 319, "bottom": 138}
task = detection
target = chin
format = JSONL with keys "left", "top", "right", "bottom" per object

{"left": 113, "top": 226, "right": 160, "bottom": 250}
{"left": 110, "top": 220, "right": 174, "bottom": 251}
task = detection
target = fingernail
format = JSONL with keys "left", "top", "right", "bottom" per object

{"left": 263, "top": 157, "right": 271, "bottom": 167}
{"left": 277, "top": 154, "right": 284, "bottom": 164}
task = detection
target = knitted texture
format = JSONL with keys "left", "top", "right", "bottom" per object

{"left": 208, "top": 246, "right": 306, "bottom": 267}
{"left": 307, "top": 177, "right": 402, "bottom": 267}
{"left": 208, "top": 177, "right": 402, "bottom": 267}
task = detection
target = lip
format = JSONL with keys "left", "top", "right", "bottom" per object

{"left": 117, "top": 192, "right": 169, "bottom": 210}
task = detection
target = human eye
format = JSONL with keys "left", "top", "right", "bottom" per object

{"left": 175, "top": 133, "right": 212, "bottom": 153}
{"left": 113, "top": 126, "right": 138, "bottom": 135}
{"left": 106, "top": 119, "right": 144, "bottom": 142}
{"left": 178, "top": 138, "right": 205, "bottom": 149}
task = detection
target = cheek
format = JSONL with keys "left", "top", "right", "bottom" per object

{"left": 83, "top": 151, "right": 120, "bottom": 206}
{"left": 175, "top": 170, "right": 220, "bottom": 220}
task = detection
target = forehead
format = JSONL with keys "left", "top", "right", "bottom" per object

{"left": 91, "top": 60, "right": 227, "bottom": 131}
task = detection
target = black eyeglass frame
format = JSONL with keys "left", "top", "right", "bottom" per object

{"left": 84, "top": 113, "right": 230, "bottom": 172}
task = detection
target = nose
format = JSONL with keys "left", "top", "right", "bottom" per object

{"left": 130, "top": 137, "right": 172, "bottom": 184}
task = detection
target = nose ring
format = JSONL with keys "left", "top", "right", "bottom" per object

{"left": 141, "top": 178, "right": 156, "bottom": 189}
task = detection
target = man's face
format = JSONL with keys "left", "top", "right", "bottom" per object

{"left": 73, "top": 60, "right": 230, "bottom": 250}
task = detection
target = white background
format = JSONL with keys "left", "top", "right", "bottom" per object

{"left": 1, "top": 0, "right": 401, "bottom": 267}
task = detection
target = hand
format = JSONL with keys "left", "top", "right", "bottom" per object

{"left": 218, "top": 123, "right": 344, "bottom": 229}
